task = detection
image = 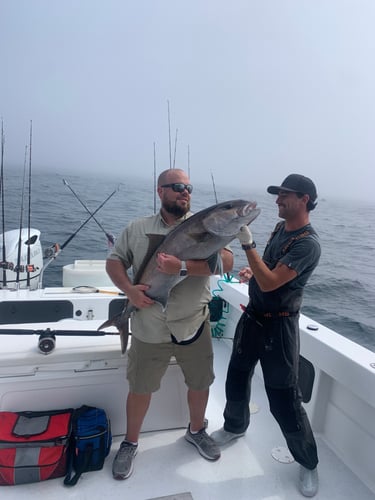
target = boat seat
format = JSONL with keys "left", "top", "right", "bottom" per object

{"left": 0, "top": 300, "right": 74, "bottom": 324}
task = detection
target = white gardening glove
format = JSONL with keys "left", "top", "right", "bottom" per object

{"left": 236, "top": 225, "right": 253, "bottom": 246}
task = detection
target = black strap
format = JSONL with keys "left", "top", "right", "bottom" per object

{"left": 64, "top": 443, "right": 94, "bottom": 486}
{"left": 64, "top": 405, "right": 93, "bottom": 487}
{"left": 266, "top": 221, "right": 312, "bottom": 256}
{"left": 281, "top": 229, "right": 311, "bottom": 255}
{"left": 170, "top": 321, "right": 205, "bottom": 345}
{"left": 63, "top": 440, "right": 75, "bottom": 486}
{"left": 265, "top": 221, "right": 283, "bottom": 248}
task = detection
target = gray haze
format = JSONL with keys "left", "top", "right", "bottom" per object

{"left": 1, "top": 0, "right": 374, "bottom": 202}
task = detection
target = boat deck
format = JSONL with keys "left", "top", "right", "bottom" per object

{"left": 1, "top": 338, "right": 373, "bottom": 500}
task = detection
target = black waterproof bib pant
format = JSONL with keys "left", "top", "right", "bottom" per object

{"left": 223, "top": 310, "right": 319, "bottom": 470}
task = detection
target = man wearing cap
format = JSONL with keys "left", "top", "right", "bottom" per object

{"left": 211, "top": 174, "right": 321, "bottom": 497}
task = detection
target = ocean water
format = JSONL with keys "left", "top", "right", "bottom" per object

{"left": 2, "top": 169, "right": 375, "bottom": 353}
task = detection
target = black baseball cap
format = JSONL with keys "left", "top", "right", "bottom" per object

{"left": 267, "top": 174, "right": 317, "bottom": 202}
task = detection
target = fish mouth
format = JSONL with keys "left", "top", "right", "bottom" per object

{"left": 239, "top": 201, "right": 257, "bottom": 216}
{"left": 239, "top": 202, "right": 260, "bottom": 224}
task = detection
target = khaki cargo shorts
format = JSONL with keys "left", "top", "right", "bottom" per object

{"left": 127, "top": 319, "right": 214, "bottom": 393}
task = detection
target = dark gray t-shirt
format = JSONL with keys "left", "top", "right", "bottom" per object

{"left": 248, "top": 222, "right": 321, "bottom": 313}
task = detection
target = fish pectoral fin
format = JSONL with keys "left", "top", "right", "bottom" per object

{"left": 207, "top": 252, "right": 222, "bottom": 274}
{"left": 187, "top": 231, "right": 211, "bottom": 243}
{"left": 133, "top": 234, "right": 166, "bottom": 283}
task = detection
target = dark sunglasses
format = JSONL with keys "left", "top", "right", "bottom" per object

{"left": 161, "top": 183, "right": 193, "bottom": 194}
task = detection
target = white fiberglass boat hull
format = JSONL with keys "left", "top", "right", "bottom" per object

{"left": 0, "top": 272, "right": 374, "bottom": 498}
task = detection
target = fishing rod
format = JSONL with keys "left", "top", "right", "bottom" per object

{"left": 210, "top": 170, "right": 230, "bottom": 281}
{"left": 211, "top": 170, "right": 218, "bottom": 204}
{"left": 153, "top": 142, "right": 157, "bottom": 214}
{"left": 0, "top": 327, "right": 120, "bottom": 355}
{"left": 172, "top": 128, "right": 178, "bottom": 169}
{"left": 15, "top": 145, "right": 28, "bottom": 286}
{"left": 39, "top": 186, "right": 119, "bottom": 286}
{"left": 0, "top": 119, "right": 6, "bottom": 286}
{"left": 187, "top": 144, "right": 190, "bottom": 178}
{"left": 26, "top": 120, "right": 32, "bottom": 287}
{"left": 167, "top": 100, "right": 172, "bottom": 169}
{"left": 62, "top": 178, "right": 115, "bottom": 246}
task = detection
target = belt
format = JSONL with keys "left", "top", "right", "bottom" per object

{"left": 240, "top": 304, "right": 299, "bottom": 319}
{"left": 262, "top": 311, "right": 296, "bottom": 318}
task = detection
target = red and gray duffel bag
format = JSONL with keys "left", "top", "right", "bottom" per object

{"left": 0, "top": 409, "right": 73, "bottom": 485}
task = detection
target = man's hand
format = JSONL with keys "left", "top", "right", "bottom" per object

{"left": 236, "top": 225, "right": 253, "bottom": 246}
{"left": 127, "top": 284, "right": 154, "bottom": 309}
{"left": 238, "top": 266, "right": 253, "bottom": 283}
{"left": 156, "top": 252, "right": 181, "bottom": 274}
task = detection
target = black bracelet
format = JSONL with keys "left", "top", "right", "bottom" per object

{"left": 242, "top": 241, "right": 256, "bottom": 250}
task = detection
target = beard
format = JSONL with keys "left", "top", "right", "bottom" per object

{"left": 163, "top": 199, "right": 190, "bottom": 217}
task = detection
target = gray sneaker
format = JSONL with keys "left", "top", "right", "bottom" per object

{"left": 299, "top": 466, "right": 319, "bottom": 497}
{"left": 112, "top": 440, "right": 138, "bottom": 480}
{"left": 210, "top": 427, "right": 245, "bottom": 446}
{"left": 185, "top": 424, "right": 221, "bottom": 461}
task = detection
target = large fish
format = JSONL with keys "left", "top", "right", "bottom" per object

{"left": 99, "top": 199, "right": 260, "bottom": 353}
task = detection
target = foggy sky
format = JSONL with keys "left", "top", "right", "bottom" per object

{"left": 1, "top": 0, "right": 374, "bottom": 203}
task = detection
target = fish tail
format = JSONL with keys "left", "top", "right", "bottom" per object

{"left": 98, "top": 299, "right": 132, "bottom": 354}
{"left": 120, "top": 327, "right": 130, "bottom": 355}
{"left": 97, "top": 314, "right": 121, "bottom": 331}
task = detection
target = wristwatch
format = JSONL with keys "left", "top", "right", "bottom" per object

{"left": 242, "top": 241, "right": 256, "bottom": 250}
{"left": 179, "top": 260, "right": 188, "bottom": 276}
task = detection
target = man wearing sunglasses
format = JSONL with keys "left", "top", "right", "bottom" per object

{"left": 106, "top": 168, "right": 233, "bottom": 481}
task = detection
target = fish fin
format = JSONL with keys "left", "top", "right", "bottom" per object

{"left": 120, "top": 325, "right": 130, "bottom": 355}
{"left": 97, "top": 313, "right": 122, "bottom": 331}
{"left": 207, "top": 252, "right": 223, "bottom": 274}
{"left": 187, "top": 231, "right": 211, "bottom": 243}
{"left": 97, "top": 299, "right": 133, "bottom": 354}
{"left": 133, "top": 234, "right": 166, "bottom": 283}
{"left": 98, "top": 314, "right": 130, "bottom": 355}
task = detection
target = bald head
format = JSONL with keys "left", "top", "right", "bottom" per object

{"left": 157, "top": 169, "right": 189, "bottom": 187}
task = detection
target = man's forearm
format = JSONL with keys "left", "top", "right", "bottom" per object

{"left": 106, "top": 259, "right": 133, "bottom": 293}
{"left": 242, "top": 248, "right": 297, "bottom": 292}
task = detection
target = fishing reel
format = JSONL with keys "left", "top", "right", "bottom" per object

{"left": 43, "top": 243, "right": 60, "bottom": 259}
{"left": 0, "top": 261, "right": 14, "bottom": 270}
{"left": 38, "top": 329, "right": 56, "bottom": 354}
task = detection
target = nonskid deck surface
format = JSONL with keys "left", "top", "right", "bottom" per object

{"left": 1, "top": 339, "right": 373, "bottom": 500}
